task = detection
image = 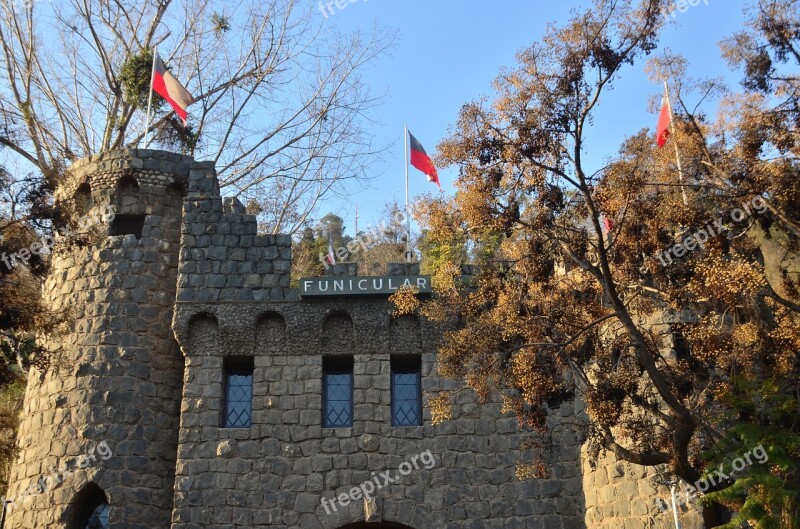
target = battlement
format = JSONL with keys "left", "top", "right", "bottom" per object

{"left": 176, "top": 162, "right": 293, "bottom": 303}
{"left": 58, "top": 149, "right": 195, "bottom": 202}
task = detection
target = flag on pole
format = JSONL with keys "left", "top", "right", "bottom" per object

{"left": 408, "top": 131, "right": 441, "bottom": 190}
{"left": 152, "top": 55, "right": 194, "bottom": 125}
{"left": 326, "top": 229, "right": 336, "bottom": 266}
{"left": 657, "top": 81, "right": 689, "bottom": 205}
{"left": 602, "top": 215, "right": 614, "bottom": 234}
{"left": 656, "top": 93, "right": 672, "bottom": 148}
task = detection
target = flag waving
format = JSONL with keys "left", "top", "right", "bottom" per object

{"left": 408, "top": 131, "right": 441, "bottom": 190}
{"left": 656, "top": 93, "right": 672, "bottom": 148}
{"left": 152, "top": 55, "right": 194, "bottom": 125}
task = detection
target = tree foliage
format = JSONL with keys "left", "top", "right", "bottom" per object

{"left": 407, "top": 0, "right": 799, "bottom": 526}
{"left": 291, "top": 203, "right": 411, "bottom": 281}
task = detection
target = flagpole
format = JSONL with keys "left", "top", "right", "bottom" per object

{"left": 327, "top": 221, "right": 335, "bottom": 267}
{"left": 664, "top": 80, "right": 688, "bottom": 206}
{"left": 404, "top": 125, "right": 411, "bottom": 262}
{"left": 143, "top": 47, "right": 157, "bottom": 149}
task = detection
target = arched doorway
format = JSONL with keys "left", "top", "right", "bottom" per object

{"left": 69, "top": 483, "right": 109, "bottom": 529}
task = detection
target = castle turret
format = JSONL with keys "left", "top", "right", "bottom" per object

{"left": 5, "top": 150, "right": 197, "bottom": 528}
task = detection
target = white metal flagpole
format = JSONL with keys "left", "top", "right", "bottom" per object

{"left": 404, "top": 125, "right": 411, "bottom": 262}
{"left": 664, "top": 80, "right": 688, "bottom": 206}
{"left": 670, "top": 484, "right": 682, "bottom": 529}
{"left": 143, "top": 47, "right": 158, "bottom": 149}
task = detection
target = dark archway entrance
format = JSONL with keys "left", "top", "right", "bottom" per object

{"left": 341, "top": 522, "right": 414, "bottom": 529}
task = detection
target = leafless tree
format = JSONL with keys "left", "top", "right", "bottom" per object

{"left": 0, "top": 0, "right": 392, "bottom": 232}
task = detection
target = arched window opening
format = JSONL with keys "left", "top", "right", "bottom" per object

{"left": 73, "top": 183, "right": 93, "bottom": 218}
{"left": 71, "top": 483, "right": 109, "bottom": 529}
{"left": 110, "top": 214, "right": 146, "bottom": 238}
{"left": 81, "top": 501, "right": 109, "bottom": 529}
{"left": 112, "top": 174, "right": 145, "bottom": 237}
{"left": 117, "top": 175, "right": 139, "bottom": 192}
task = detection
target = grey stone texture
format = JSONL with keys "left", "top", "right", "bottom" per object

{"left": 6, "top": 149, "right": 703, "bottom": 529}
{"left": 169, "top": 301, "right": 585, "bottom": 529}
{"left": 6, "top": 149, "right": 192, "bottom": 529}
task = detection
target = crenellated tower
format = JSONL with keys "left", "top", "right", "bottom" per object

{"left": 5, "top": 149, "right": 197, "bottom": 529}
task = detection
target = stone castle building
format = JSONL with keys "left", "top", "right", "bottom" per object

{"left": 3, "top": 150, "right": 705, "bottom": 529}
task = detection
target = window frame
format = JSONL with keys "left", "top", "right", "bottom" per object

{"left": 391, "top": 355, "right": 423, "bottom": 427}
{"left": 221, "top": 357, "right": 254, "bottom": 429}
{"left": 322, "top": 356, "right": 354, "bottom": 428}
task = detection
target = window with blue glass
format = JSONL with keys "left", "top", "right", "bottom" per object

{"left": 391, "top": 356, "right": 422, "bottom": 426}
{"left": 322, "top": 356, "right": 353, "bottom": 428}
{"left": 223, "top": 358, "right": 254, "bottom": 428}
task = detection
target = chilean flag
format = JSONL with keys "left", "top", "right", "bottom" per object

{"left": 656, "top": 94, "right": 672, "bottom": 148}
{"left": 408, "top": 131, "right": 441, "bottom": 190}
{"left": 602, "top": 215, "right": 614, "bottom": 234}
{"left": 326, "top": 229, "right": 336, "bottom": 266}
{"left": 152, "top": 55, "right": 194, "bottom": 125}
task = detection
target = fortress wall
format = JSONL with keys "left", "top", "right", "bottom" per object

{"left": 168, "top": 168, "right": 586, "bottom": 528}
{"left": 4, "top": 148, "right": 696, "bottom": 529}
{"left": 580, "top": 311, "right": 707, "bottom": 529}
{"left": 170, "top": 299, "right": 587, "bottom": 529}
{"left": 582, "top": 448, "right": 705, "bottom": 529}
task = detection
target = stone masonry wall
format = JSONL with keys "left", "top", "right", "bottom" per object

{"left": 581, "top": 311, "right": 707, "bottom": 529}
{"left": 176, "top": 163, "right": 293, "bottom": 303}
{"left": 170, "top": 300, "right": 586, "bottom": 529}
{"left": 582, "top": 448, "right": 705, "bottom": 529}
{"left": 168, "top": 167, "right": 587, "bottom": 529}
{"left": 6, "top": 150, "right": 194, "bottom": 529}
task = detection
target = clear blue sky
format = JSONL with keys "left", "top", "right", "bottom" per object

{"left": 317, "top": 0, "right": 750, "bottom": 234}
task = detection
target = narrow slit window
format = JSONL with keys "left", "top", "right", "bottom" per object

{"left": 223, "top": 357, "right": 254, "bottom": 428}
{"left": 322, "top": 356, "right": 353, "bottom": 428}
{"left": 391, "top": 355, "right": 422, "bottom": 426}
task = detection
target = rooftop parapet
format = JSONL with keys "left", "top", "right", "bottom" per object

{"left": 177, "top": 166, "right": 293, "bottom": 302}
